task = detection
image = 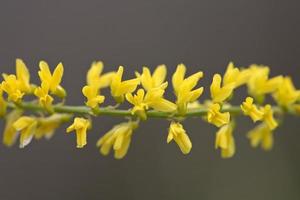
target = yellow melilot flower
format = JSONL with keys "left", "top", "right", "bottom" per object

{"left": 261, "top": 105, "right": 278, "bottom": 130}
{"left": 223, "top": 62, "right": 251, "bottom": 88}
{"left": 38, "top": 61, "right": 66, "bottom": 98}
{"left": 247, "top": 123, "right": 274, "bottom": 151}
{"left": 82, "top": 85, "right": 105, "bottom": 109}
{"left": 0, "top": 86, "right": 7, "bottom": 116}
{"left": 35, "top": 114, "right": 71, "bottom": 139}
{"left": 1, "top": 74, "right": 24, "bottom": 102}
{"left": 215, "top": 123, "right": 235, "bottom": 158}
{"left": 207, "top": 103, "right": 230, "bottom": 127}
{"left": 2, "top": 110, "right": 23, "bottom": 147}
{"left": 1, "top": 59, "right": 34, "bottom": 102}
{"left": 66, "top": 117, "right": 91, "bottom": 148}
{"left": 110, "top": 66, "right": 140, "bottom": 103}
{"left": 126, "top": 84, "right": 176, "bottom": 120}
{"left": 82, "top": 61, "right": 113, "bottom": 109}
{"left": 167, "top": 122, "right": 192, "bottom": 154}
{"left": 34, "top": 82, "right": 54, "bottom": 111}
{"left": 97, "top": 121, "right": 138, "bottom": 159}
{"left": 241, "top": 97, "right": 264, "bottom": 122}
{"left": 210, "top": 74, "right": 235, "bottom": 103}
{"left": 87, "top": 61, "right": 115, "bottom": 90}
{"left": 272, "top": 77, "right": 300, "bottom": 107}
{"left": 172, "top": 63, "right": 204, "bottom": 114}
{"left": 247, "top": 65, "right": 283, "bottom": 101}
{"left": 13, "top": 116, "right": 37, "bottom": 148}
{"left": 137, "top": 65, "right": 167, "bottom": 91}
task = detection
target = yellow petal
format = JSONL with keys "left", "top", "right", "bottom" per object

{"left": 51, "top": 62, "right": 64, "bottom": 91}
{"left": 152, "top": 64, "right": 167, "bottom": 86}
{"left": 16, "top": 58, "right": 31, "bottom": 93}
{"left": 87, "top": 61, "right": 103, "bottom": 86}
{"left": 172, "top": 64, "right": 186, "bottom": 94}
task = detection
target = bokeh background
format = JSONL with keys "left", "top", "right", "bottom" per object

{"left": 0, "top": 0, "right": 300, "bottom": 199}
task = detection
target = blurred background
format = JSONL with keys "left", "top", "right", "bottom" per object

{"left": 0, "top": 0, "right": 300, "bottom": 199}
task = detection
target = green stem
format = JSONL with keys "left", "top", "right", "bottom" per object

{"left": 7, "top": 102, "right": 284, "bottom": 119}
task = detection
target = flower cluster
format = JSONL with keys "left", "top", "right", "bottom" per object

{"left": 0, "top": 59, "right": 299, "bottom": 159}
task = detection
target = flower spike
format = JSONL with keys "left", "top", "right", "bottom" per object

{"left": 0, "top": 59, "right": 298, "bottom": 160}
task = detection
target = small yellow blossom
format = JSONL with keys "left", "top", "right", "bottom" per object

{"left": 110, "top": 66, "right": 140, "bottom": 103}
{"left": 2, "top": 110, "right": 23, "bottom": 147}
{"left": 1, "top": 74, "right": 24, "bottom": 102}
{"left": 247, "top": 65, "right": 283, "bottom": 101}
{"left": 261, "top": 105, "right": 278, "bottom": 130}
{"left": 0, "top": 86, "right": 7, "bottom": 116}
{"left": 272, "top": 76, "right": 300, "bottom": 107}
{"left": 241, "top": 97, "right": 264, "bottom": 122}
{"left": 1, "top": 59, "right": 34, "bottom": 101}
{"left": 34, "top": 82, "right": 54, "bottom": 111}
{"left": 87, "top": 61, "right": 115, "bottom": 90}
{"left": 126, "top": 85, "right": 176, "bottom": 120}
{"left": 35, "top": 114, "right": 71, "bottom": 139}
{"left": 215, "top": 123, "right": 235, "bottom": 158}
{"left": 210, "top": 74, "right": 235, "bottom": 103}
{"left": 97, "top": 121, "right": 138, "bottom": 159}
{"left": 13, "top": 116, "right": 37, "bottom": 148}
{"left": 207, "top": 103, "right": 230, "bottom": 127}
{"left": 66, "top": 117, "right": 91, "bottom": 148}
{"left": 172, "top": 63, "right": 204, "bottom": 114}
{"left": 247, "top": 123, "right": 274, "bottom": 151}
{"left": 137, "top": 65, "right": 167, "bottom": 91}
{"left": 38, "top": 61, "right": 66, "bottom": 98}
{"left": 82, "top": 85, "right": 105, "bottom": 109}
{"left": 223, "top": 62, "right": 251, "bottom": 88}
{"left": 167, "top": 122, "right": 192, "bottom": 154}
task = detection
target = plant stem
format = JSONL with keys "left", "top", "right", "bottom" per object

{"left": 7, "top": 102, "right": 284, "bottom": 119}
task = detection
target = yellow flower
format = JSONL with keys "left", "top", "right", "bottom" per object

{"left": 247, "top": 65, "right": 283, "bottom": 100}
{"left": 241, "top": 97, "right": 264, "bottom": 122}
{"left": 35, "top": 114, "right": 71, "bottom": 139}
{"left": 2, "top": 110, "right": 23, "bottom": 147}
{"left": 38, "top": 61, "right": 66, "bottom": 98}
{"left": 172, "top": 63, "right": 204, "bottom": 114}
{"left": 0, "top": 86, "right": 7, "bottom": 116}
{"left": 87, "top": 61, "right": 115, "bottom": 90}
{"left": 223, "top": 62, "right": 251, "bottom": 88}
{"left": 97, "top": 121, "right": 138, "bottom": 159}
{"left": 137, "top": 65, "right": 167, "bottom": 91}
{"left": 82, "top": 85, "right": 105, "bottom": 109}
{"left": 215, "top": 123, "right": 235, "bottom": 158}
{"left": 210, "top": 74, "right": 234, "bottom": 103}
{"left": 13, "top": 116, "right": 37, "bottom": 148}
{"left": 126, "top": 85, "right": 176, "bottom": 120}
{"left": 1, "top": 74, "right": 24, "bottom": 102}
{"left": 207, "top": 103, "right": 230, "bottom": 127}
{"left": 272, "top": 77, "right": 300, "bottom": 107}
{"left": 261, "top": 105, "right": 278, "bottom": 130}
{"left": 110, "top": 66, "right": 140, "bottom": 103}
{"left": 247, "top": 123, "right": 274, "bottom": 151}
{"left": 1, "top": 59, "right": 34, "bottom": 101}
{"left": 167, "top": 122, "right": 192, "bottom": 154}
{"left": 34, "top": 82, "right": 54, "bottom": 111}
{"left": 66, "top": 117, "right": 91, "bottom": 148}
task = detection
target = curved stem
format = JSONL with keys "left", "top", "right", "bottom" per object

{"left": 7, "top": 102, "right": 284, "bottom": 119}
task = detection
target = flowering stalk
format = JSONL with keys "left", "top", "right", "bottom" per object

{"left": 8, "top": 101, "right": 283, "bottom": 118}
{"left": 0, "top": 59, "right": 299, "bottom": 159}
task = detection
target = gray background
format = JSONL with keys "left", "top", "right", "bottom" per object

{"left": 0, "top": 0, "right": 300, "bottom": 199}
